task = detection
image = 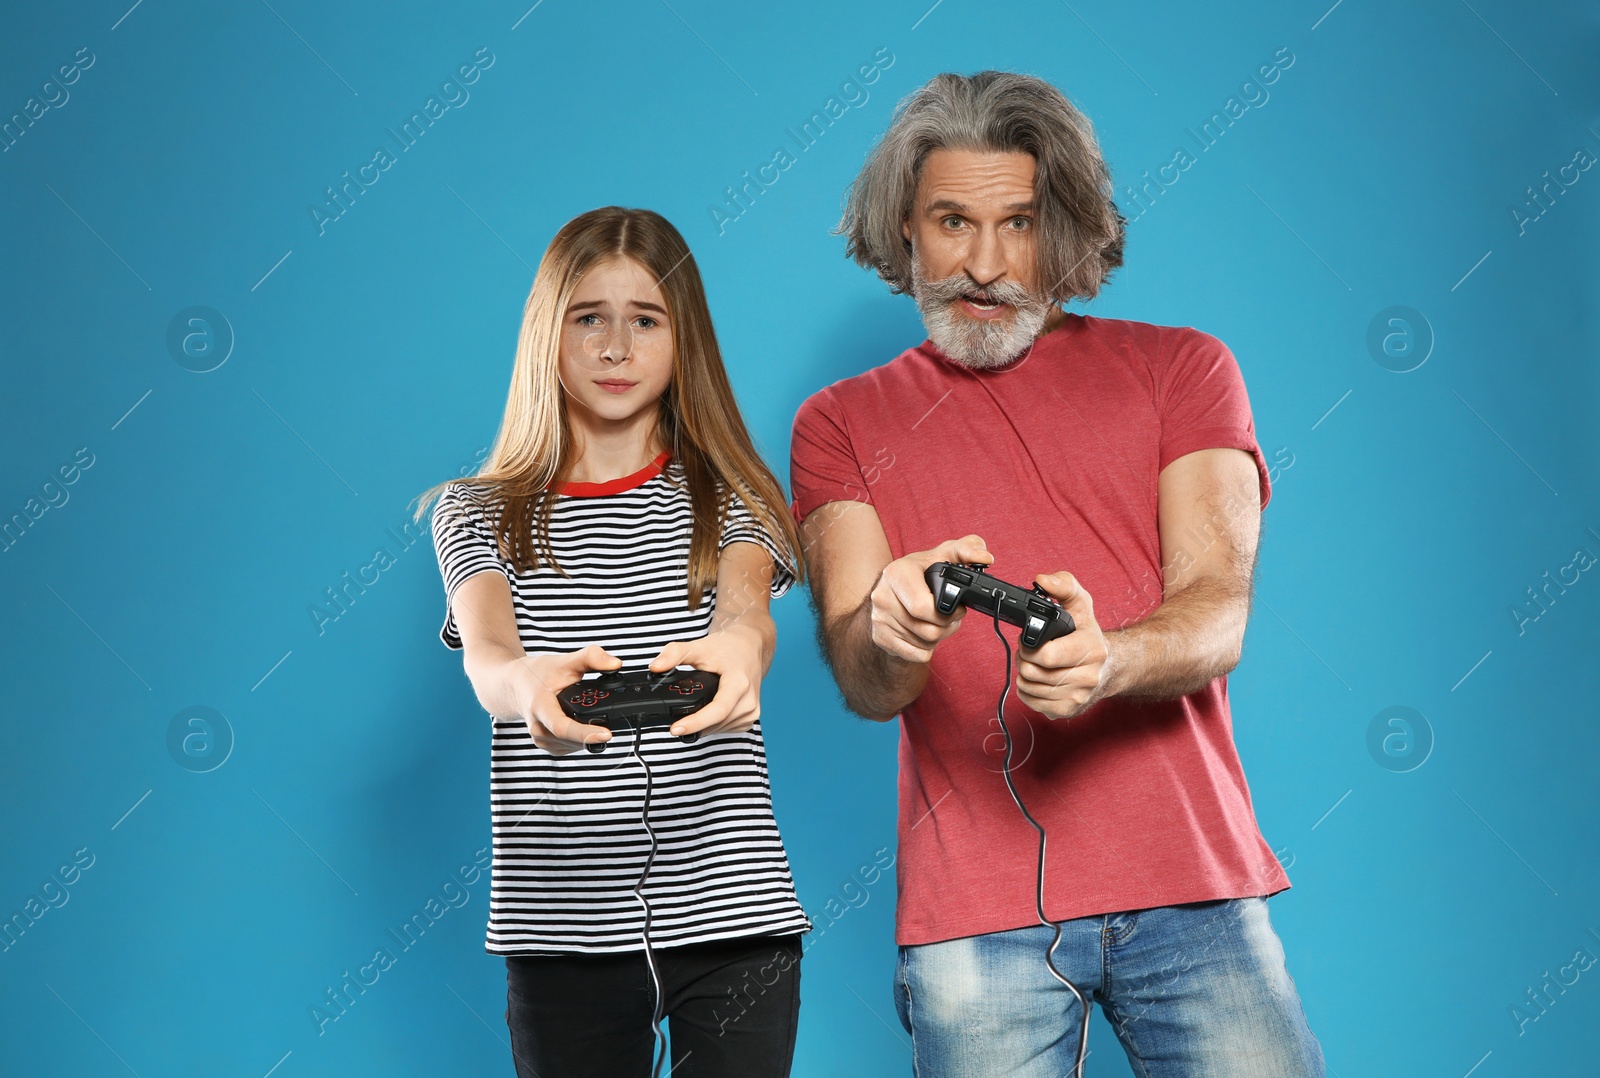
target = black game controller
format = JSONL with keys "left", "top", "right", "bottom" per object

{"left": 556, "top": 668, "right": 721, "bottom": 753}
{"left": 924, "top": 562, "right": 1076, "bottom": 649}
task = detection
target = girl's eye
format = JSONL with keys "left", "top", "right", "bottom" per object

{"left": 635, "top": 316, "right": 657, "bottom": 329}
{"left": 576, "top": 313, "right": 601, "bottom": 326}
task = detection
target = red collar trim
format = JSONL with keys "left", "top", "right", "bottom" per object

{"left": 555, "top": 451, "right": 672, "bottom": 497}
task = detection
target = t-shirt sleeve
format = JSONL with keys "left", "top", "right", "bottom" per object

{"left": 789, "top": 386, "right": 870, "bottom": 524}
{"left": 430, "top": 482, "right": 513, "bottom": 650}
{"left": 719, "top": 489, "right": 797, "bottom": 600}
{"left": 1156, "top": 328, "right": 1272, "bottom": 511}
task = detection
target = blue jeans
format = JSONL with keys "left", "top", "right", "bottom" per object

{"left": 893, "top": 897, "right": 1324, "bottom": 1077}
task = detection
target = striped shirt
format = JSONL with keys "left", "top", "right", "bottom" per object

{"left": 430, "top": 451, "right": 812, "bottom": 955}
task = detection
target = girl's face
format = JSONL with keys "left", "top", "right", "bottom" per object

{"left": 557, "top": 255, "right": 675, "bottom": 432}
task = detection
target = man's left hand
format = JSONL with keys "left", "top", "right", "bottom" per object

{"left": 1015, "top": 571, "right": 1112, "bottom": 720}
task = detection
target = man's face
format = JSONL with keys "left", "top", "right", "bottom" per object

{"left": 902, "top": 148, "right": 1055, "bottom": 369}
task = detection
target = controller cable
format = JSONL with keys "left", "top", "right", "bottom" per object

{"left": 626, "top": 718, "right": 668, "bottom": 1078}
{"left": 988, "top": 602, "right": 1092, "bottom": 1077}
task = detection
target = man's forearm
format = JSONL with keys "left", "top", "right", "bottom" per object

{"left": 820, "top": 597, "right": 929, "bottom": 721}
{"left": 1100, "top": 579, "right": 1250, "bottom": 700}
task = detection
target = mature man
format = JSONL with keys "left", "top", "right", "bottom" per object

{"left": 789, "top": 72, "right": 1324, "bottom": 1076}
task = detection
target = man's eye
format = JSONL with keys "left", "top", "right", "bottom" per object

{"left": 1010, "top": 217, "right": 1031, "bottom": 230}
{"left": 943, "top": 216, "right": 964, "bottom": 229}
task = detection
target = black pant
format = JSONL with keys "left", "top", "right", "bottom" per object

{"left": 505, "top": 933, "right": 802, "bottom": 1078}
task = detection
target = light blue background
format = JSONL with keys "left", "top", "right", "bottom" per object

{"left": 3, "top": 0, "right": 1597, "bottom": 1075}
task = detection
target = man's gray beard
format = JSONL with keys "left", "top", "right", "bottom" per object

{"left": 910, "top": 262, "right": 1054, "bottom": 370}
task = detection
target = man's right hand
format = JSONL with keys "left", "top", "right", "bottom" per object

{"left": 514, "top": 644, "right": 624, "bottom": 755}
{"left": 868, "top": 534, "right": 993, "bottom": 663}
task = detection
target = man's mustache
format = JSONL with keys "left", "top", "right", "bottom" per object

{"left": 916, "top": 273, "right": 1040, "bottom": 308}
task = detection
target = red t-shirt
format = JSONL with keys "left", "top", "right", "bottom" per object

{"left": 789, "top": 313, "right": 1290, "bottom": 946}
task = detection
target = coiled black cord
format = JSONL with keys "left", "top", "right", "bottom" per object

{"left": 989, "top": 604, "right": 1091, "bottom": 1077}
{"left": 627, "top": 720, "right": 668, "bottom": 1078}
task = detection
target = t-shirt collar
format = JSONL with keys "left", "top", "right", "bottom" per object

{"left": 554, "top": 450, "right": 672, "bottom": 497}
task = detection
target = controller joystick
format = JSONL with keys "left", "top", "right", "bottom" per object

{"left": 556, "top": 668, "right": 721, "bottom": 753}
{"left": 924, "top": 561, "right": 1076, "bottom": 649}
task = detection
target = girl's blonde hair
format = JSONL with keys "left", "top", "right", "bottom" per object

{"left": 415, "top": 206, "right": 803, "bottom": 607}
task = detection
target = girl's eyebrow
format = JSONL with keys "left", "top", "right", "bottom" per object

{"left": 568, "top": 299, "right": 669, "bottom": 315}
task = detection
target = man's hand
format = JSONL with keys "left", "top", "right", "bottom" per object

{"left": 1015, "top": 571, "right": 1112, "bottom": 720}
{"left": 869, "top": 534, "right": 993, "bottom": 663}
{"left": 647, "top": 625, "right": 766, "bottom": 739}
{"left": 513, "top": 644, "right": 624, "bottom": 755}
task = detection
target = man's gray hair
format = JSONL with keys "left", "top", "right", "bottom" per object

{"left": 839, "top": 70, "right": 1125, "bottom": 304}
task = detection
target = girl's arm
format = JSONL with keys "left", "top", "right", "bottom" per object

{"left": 452, "top": 569, "right": 623, "bottom": 754}
{"left": 648, "top": 540, "right": 778, "bottom": 737}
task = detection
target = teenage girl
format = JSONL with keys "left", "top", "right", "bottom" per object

{"left": 419, "top": 207, "right": 810, "bottom": 1077}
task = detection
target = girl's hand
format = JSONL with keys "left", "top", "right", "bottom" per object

{"left": 515, "top": 644, "right": 624, "bottom": 755}
{"left": 647, "top": 626, "right": 766, "bottom": 739}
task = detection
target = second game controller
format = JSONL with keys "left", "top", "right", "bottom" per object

{"left": 556, "top": 668, "right": 721, "bottom": 753}
{"left": 924, "top": 562, "right": 1076, "bottom": 649}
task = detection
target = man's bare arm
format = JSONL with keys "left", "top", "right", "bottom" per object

{"left": 1017, "top": 447, "right": 1262, "bottom": 716}
{"left": 802, "top": 502, "right": 924, "bottom": 721}
{"left": 1104, "top": 446, "right": 1261, "bottom": 698}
